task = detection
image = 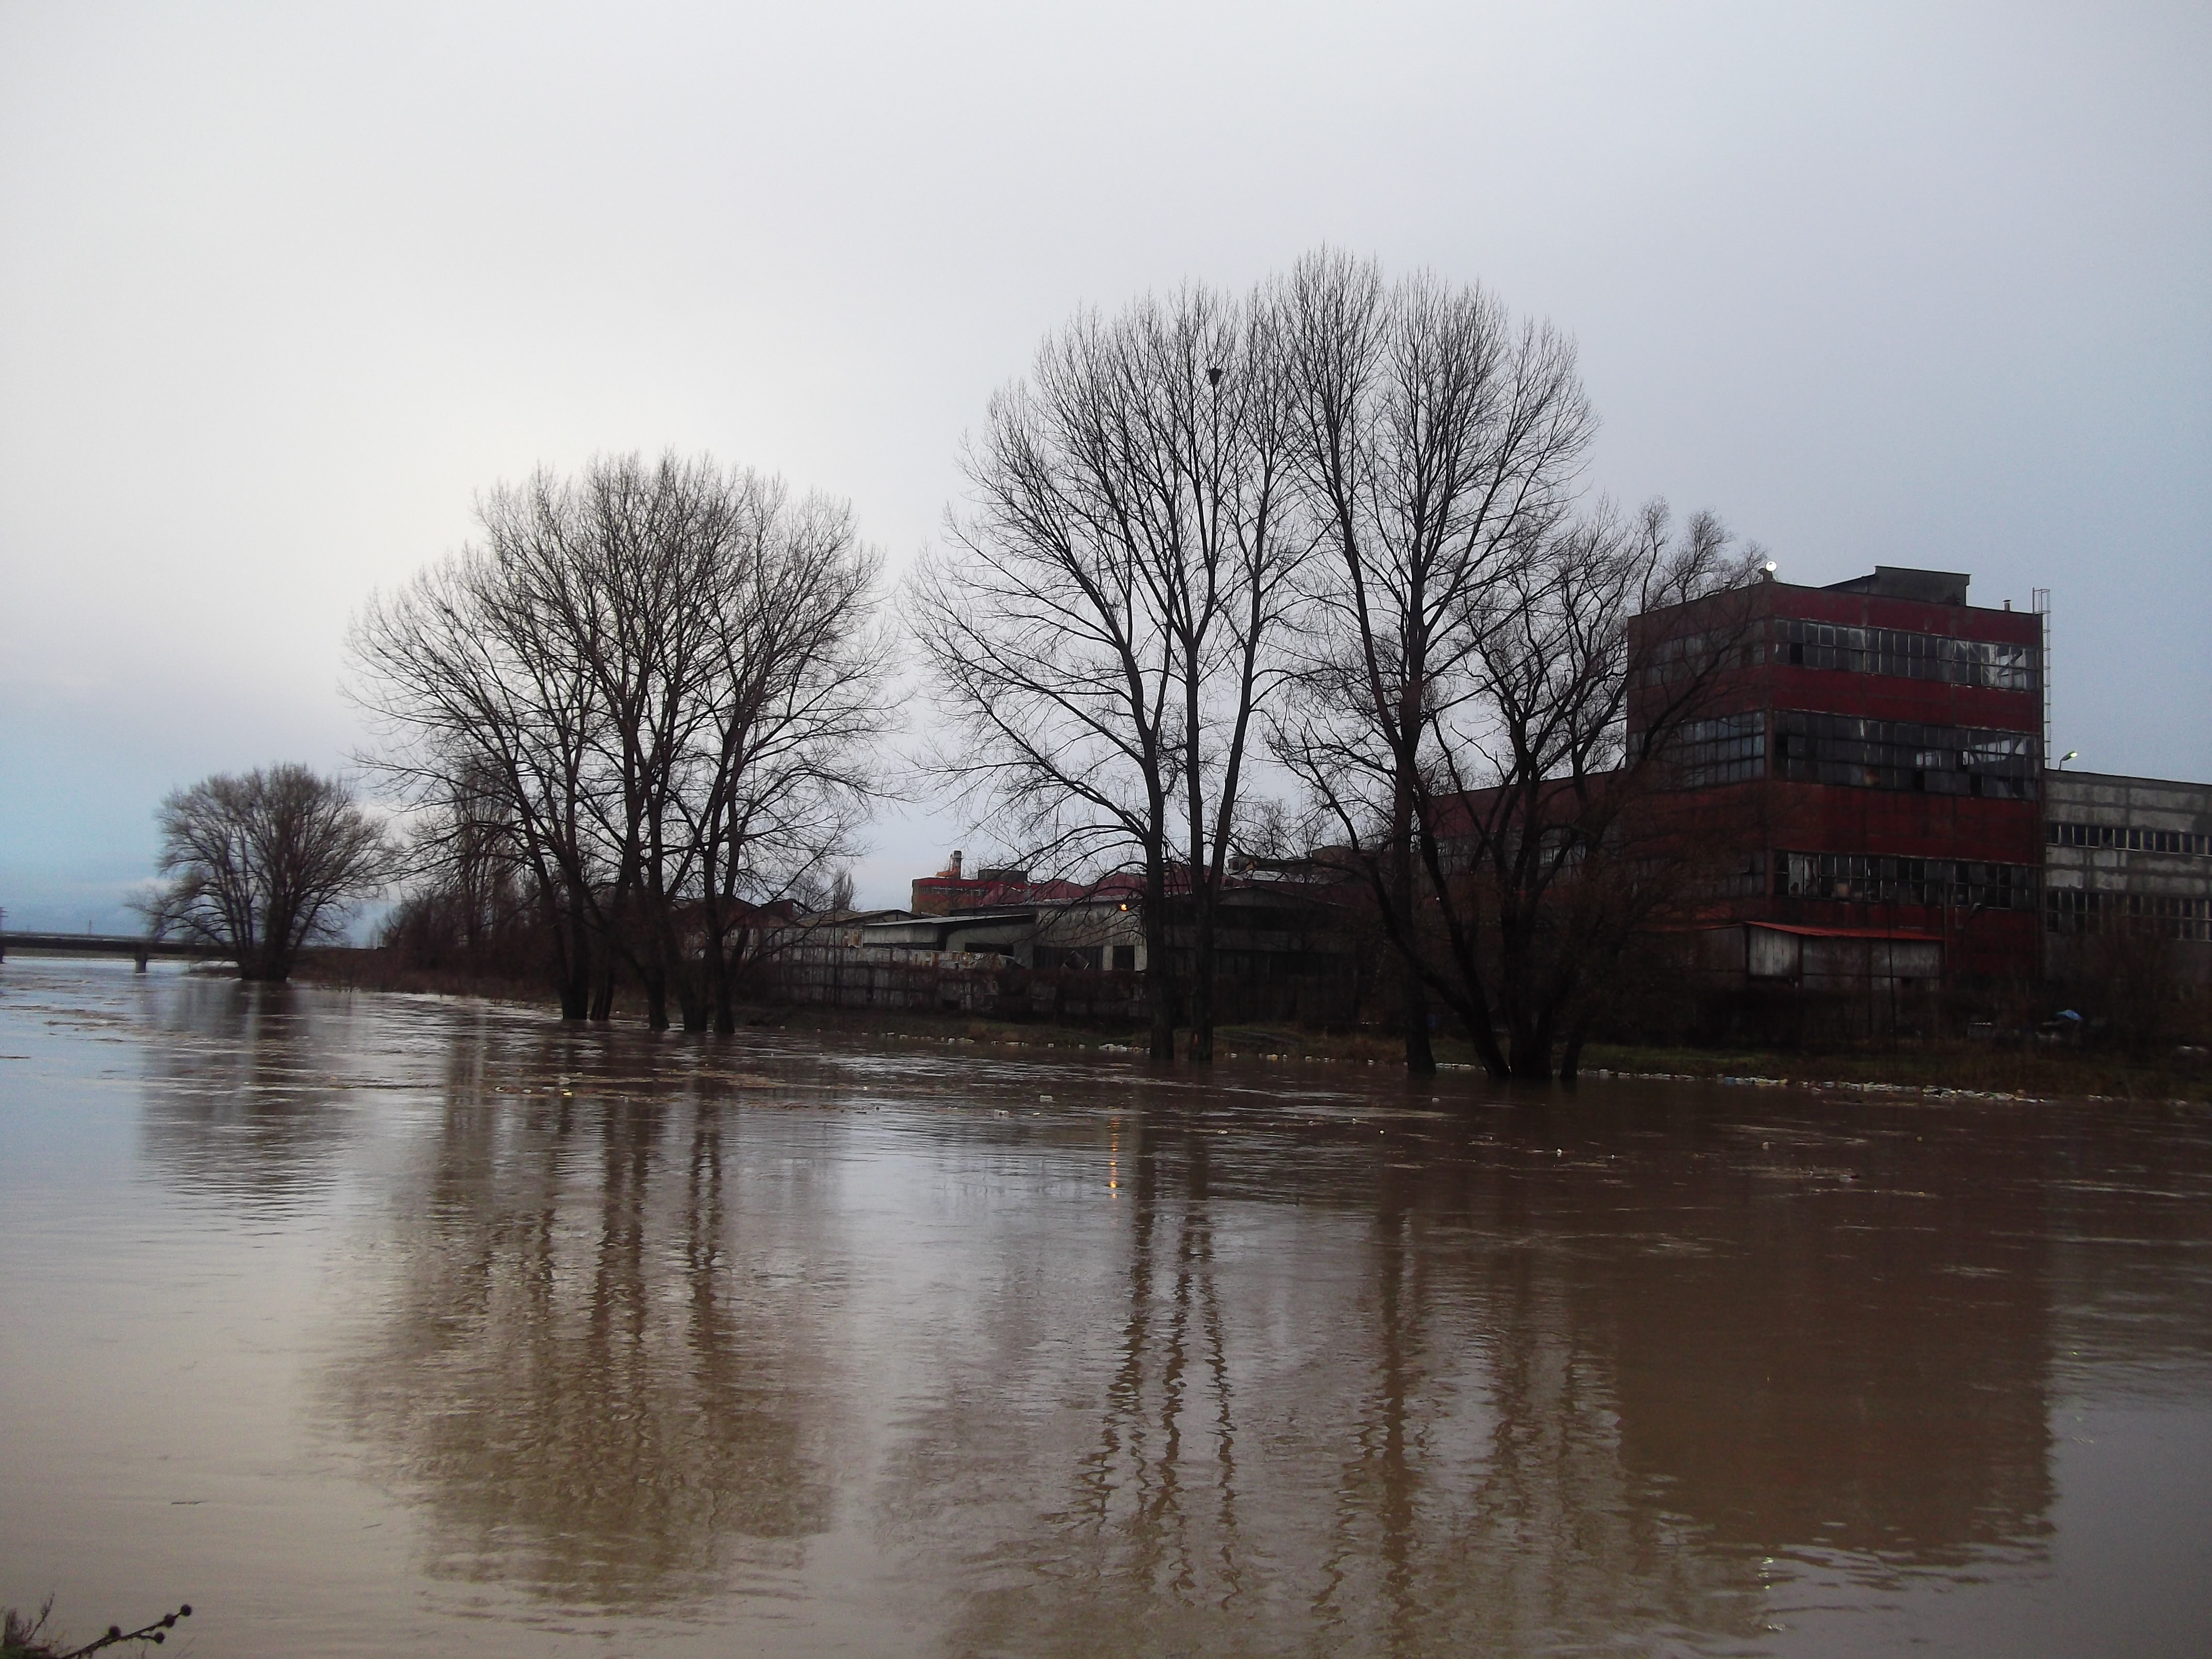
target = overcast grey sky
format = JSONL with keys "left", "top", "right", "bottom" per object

{"left": 2, "top": 0, "right": 2206, "bottom": 926}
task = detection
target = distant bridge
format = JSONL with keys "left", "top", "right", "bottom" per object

{"left": 0, "top": 932, "right": 226, "bottom": 971}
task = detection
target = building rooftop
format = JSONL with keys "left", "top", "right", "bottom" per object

{"left": 1821, "top": 566, "right": 1971, "bottom": 605}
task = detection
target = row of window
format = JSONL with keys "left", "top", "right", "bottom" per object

{"left": 1665, "top": 712, "right": 1766, "bottom": 787}
{"left": 1659, "top": 710, "right": 2043, "bottom": 799}
{"left": 1774, "top": 711, "right": 2038, "bottom": 799}
{"left": 1734, "top": 851, "right": 2211, "bottom": 931}
{"left": 2047, "top": 822, "right": 2211, "bottom": 857}
{"left": 2046, "top": 890, "right": 2212, "bottom": 942}
{"left": 1772, "top": 621, "right": 2039, "bottom": 691}
{"left": 1780, "top": 851, "right": 2038, "bottom": 909}
{"left": 1638, "top": 625, "right": 1756, "bottom": 673}
{"left": 1635, "top": 622, "right": 2041, "bottom": 692}
{"left": 1633, "top": 625, "right": 1766, "bottom": 692}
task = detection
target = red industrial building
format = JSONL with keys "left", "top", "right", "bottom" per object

{"left": 1629, "top": 565, "right": 2045, "bottom": 995}
{"left": 906, "top": 850, "right": 1088, "bottom": 916}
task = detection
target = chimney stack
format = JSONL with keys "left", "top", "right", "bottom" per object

{"left": 950, "top": 850, "right": 963, "bottom": 878}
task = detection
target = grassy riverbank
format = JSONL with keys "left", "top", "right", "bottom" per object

{"left": 290, "top": 950, "right": 2211, "bottom": 1104}
{"left": 773, "top": 1006, "right": 2210, "bottom": 1104}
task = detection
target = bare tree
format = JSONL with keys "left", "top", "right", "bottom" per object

{"left": 1272, "top": 249, "right": 1596, "bottom": 1071}
{"left": 1409, "top": 506, "right": 1761, "bottom": 1080}
{"left": 139, "top": 764, "right": 395, "bottom": 981}
{"left": 373, "top": 754, "right": 551, "bottom": 980}
{"left": 911, "top": 284, "right": 1306, "bottom": 1062}
{"left": 351, "top": 519, "right": 607, "bottom": 1017}
{"left": 351, "top": 452, "right": 890, "bottom": 1030}
{"left": 680, "top": 485, "right": 889, "bottom": 1032}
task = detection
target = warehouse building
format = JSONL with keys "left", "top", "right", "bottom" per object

{"left": 1629, "top": 564, "right": 2047, "bottom": 1002}
{"left": 2043, "top": 770, "right": 2212, "bottom": 988}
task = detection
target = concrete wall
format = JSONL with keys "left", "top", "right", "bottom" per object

{"left": 2043, "top": 770, "right": 2212, "bottom": 986}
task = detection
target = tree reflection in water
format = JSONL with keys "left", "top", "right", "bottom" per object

{"left": 116, "top": 974, "right": 2190, "bottom": 1655}
{"left": 137, "top": 978, "right": 385, "bottom": 1208}
{"left": 322, "top": 1035, "right": 841, "bottom": 1609}
{"left": 869, "top": 1100, "right": 2059, "bottom": 1657}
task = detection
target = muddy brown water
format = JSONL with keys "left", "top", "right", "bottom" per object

{"left": 2, "top": 960, "right": 2208, "bottom": 1657}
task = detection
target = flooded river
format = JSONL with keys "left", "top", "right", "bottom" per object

{"left": 3, "top": 961, "right": 2208, "bottom": 1657}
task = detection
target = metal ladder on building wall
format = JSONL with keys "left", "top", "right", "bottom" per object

{"left": 2034, "top": 588, "right": 2052, "bottom": 768}
{"left": 2034, "top": 586, "right": 2052, "bottom": 983}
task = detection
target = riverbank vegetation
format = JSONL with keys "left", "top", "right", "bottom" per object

{"left": 131, "top": 766, "right": 395, "bottom": 982}
{"left": 138, "top": 250, "right": 2204, "bottom": 1091}
{"left": 349, "top": 454, "right": 889, "bottom": 1034}
{"left": 321, "top": 251, "right": 1778, "bottom": 1082}
{"left": 288, "top": 949, "right": 2209, "bottom": 1103}
{"left": 908, "top": 250, "right": 1762, "bottom": 1079}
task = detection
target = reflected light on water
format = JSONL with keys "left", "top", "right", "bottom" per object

{"left": 2, "top": 959, "right": 2209, "bottom": 1657}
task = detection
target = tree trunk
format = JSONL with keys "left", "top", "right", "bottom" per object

{"left": 669, "top": 928, "right": 707, "bottom": 1032}
{"left": 1467, "top": 1016, "right": 1511, "bottom": 1082}
{"left": 1389, "top": 863, "right": 1442, "bottom": 1084}
{"left": 246, "top": 908, "right": 294, "bottom": 982}
{"left": 1186, "top": 876, "right": 1216, "bottom": 1063}
{"left": 1449, "top": 929, "right": 1510, "bottom": 1080}
{"left": 1146, "top": 956, "right": 1178, "bottom": 1061}
{"left": 560, "top": 892, "right": 593, "bottom": 1020}
{"left": 1507, "top": 1006, "right": 1555, "bottom": 1082}
{"left": 708, "top": 926, "right": 737, "bottom": 1035}
{"left": 1381, "top": 716, "right": 1436, "bottom": 1075}
{"left": 677, "top": 984, "right": 708, "bottom": 1033}
{"left": 1398, "top": 959, "right": 1435, "bottom": 1074}
{"left": 1143, "top": 863, "right": 1177, "bottom": 1063}
{"left": 1558, "top": 1015, "right": 1592, "bottom": 1083}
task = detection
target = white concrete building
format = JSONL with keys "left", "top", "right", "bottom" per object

{"left": 2043, "top": 769, "right": 2212, "bottom": 986}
